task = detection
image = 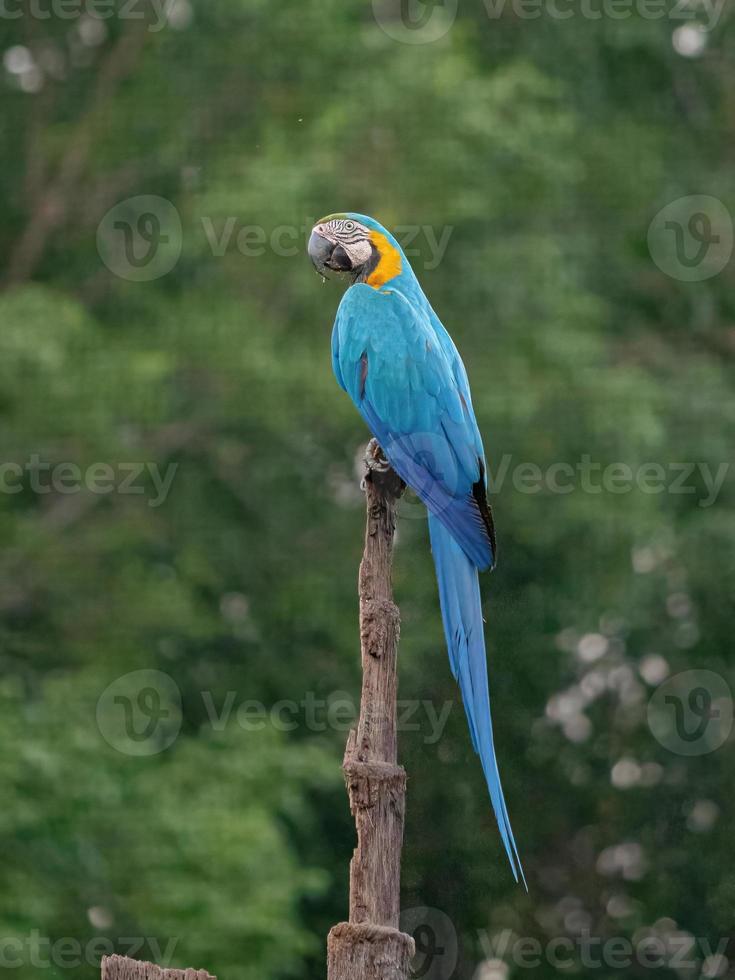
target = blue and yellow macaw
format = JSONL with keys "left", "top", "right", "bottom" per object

{"left": 308, "top": 213, "right": 524, "bottom": 886}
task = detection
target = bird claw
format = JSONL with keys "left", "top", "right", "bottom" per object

{"left": 361, "top": 438, "right": 390, "bottom": 490}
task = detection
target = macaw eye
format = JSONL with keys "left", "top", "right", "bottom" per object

{"left": 345, "top": 220, "right": 355, "bottom": 231}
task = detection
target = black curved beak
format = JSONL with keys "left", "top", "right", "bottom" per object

{"left": 308, "top": 230, "right": 353, "bottom": 274}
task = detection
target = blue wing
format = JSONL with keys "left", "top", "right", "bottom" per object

{"left": 332, "top": 284, "right": 495, "bottom": 571}
{"left": 331, "top": 283, "right": 525, "bottom": 885}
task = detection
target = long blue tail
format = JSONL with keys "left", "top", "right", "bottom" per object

{"left": 428, "top": 514, "right": 526, "bottom": 887}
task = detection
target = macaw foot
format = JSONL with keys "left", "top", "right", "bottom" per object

{"left": 365, "top": 438, "right": 390, "bottom": 472}
{"left": 360, "top": 439, "right": 390, "bottom": 493}
{"left": 360, "top": 438, "right": 391, "bottom": 491}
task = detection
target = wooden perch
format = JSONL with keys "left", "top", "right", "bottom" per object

{"left": 327, "top": 440, "right": 415, "bottom": 980}
{"left": 101, "top": 955, "right": 215, "bottom": 980}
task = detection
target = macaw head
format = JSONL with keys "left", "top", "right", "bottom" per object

{"left": 307, "top": 212, "right": 404, "bottom": 288}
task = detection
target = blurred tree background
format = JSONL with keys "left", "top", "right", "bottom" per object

{"left": 1, "top": 0, "right": 734, "bottom": 977}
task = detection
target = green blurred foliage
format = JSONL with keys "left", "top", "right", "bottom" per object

{"left": 0, "top": 1, "right": 734, "bottom": 978}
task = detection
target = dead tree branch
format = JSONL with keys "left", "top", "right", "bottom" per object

{"left": 101, "top": 954, "right": 215, "bottom": 980}
{"left": 327, "top": 439, "right": 414, "bottom": 980}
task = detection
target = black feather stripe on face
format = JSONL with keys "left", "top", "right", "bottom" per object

{"left": 327, "top": 218, "right": 370, "bottom": 245}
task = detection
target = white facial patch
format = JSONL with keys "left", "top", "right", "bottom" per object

{"left": 342, "top": 237, "right": 372, "bottom": 266}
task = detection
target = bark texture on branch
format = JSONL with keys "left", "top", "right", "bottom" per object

{"left": 327, "top": 440, "right": 415, "bottom": 980}
{"left": 101, "top": 954, "right": 215, "bottom": 979}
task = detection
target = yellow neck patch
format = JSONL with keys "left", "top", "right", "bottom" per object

{"left": 366, "top": 231, "right": 402, "bottom": 288}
